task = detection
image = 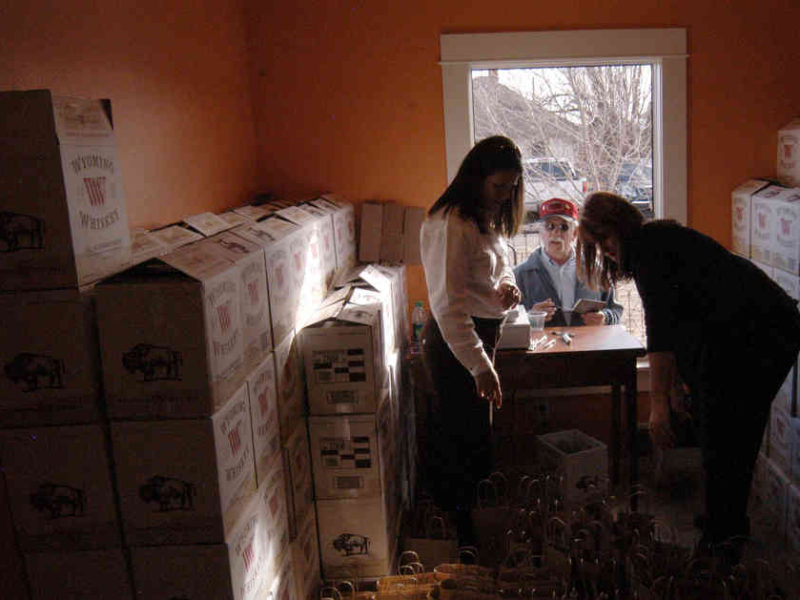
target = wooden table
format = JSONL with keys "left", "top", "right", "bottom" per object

{"left": 494, "top": 324, "right": 646, "bottom": 499}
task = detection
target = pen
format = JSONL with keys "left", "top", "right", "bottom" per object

{"left": 560, "top": 332, "right": 572, "bottom": 345}
{"left": 541, "top": 338, "right": 556, "bottom": 350}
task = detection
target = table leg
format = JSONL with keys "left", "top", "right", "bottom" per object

{"left": 626, "top": 369, "right": 639, "bottom": 512}
{"left": 611, "top": 384, "right": 620, "bottom": 486}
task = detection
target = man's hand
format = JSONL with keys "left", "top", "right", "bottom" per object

{"left": 475, "top": 368, "right": 502, "bottom": 409}
{"left": 497, "top": 282, "right": 521, "bottom": 310}
{"left": 582, "top": 311, "right": 606, "bottom": 326}
{"left": 533, "top": 298, "right": 557, "bottom": 322}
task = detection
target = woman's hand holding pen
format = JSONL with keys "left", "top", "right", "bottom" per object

{"left": 475, "top": 368, "right": 502, "bottom": 409}
{"left": 532, "top": 298, "right": 557, "bottom": 322}
{"left": 497, "top": 281, "right": 521, "bottom": 310}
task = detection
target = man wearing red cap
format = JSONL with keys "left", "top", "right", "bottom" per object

{"left": 514, "top": 197, "right": 622, "bottom": 327}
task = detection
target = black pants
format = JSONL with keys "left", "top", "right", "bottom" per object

{"left": 420, "top": 316, "right": 502, "bottom": 512}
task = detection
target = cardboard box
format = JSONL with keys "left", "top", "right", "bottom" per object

{"left": 319, "top": 195, "right": 357, "bottom": 273}
{"left": 316, "top": 494, "right": 399, "bottom": 580}
{"left": 127, "top": 228, "right": 170, "bottom": 267}
{"left": 282, "top": 422, "right": 314, "bottom": 540}
{"left": 130, "top": 489, "right": 272, "bottom": 600}
{"left": 300, "top": 200, "right": 338, "bottom": 289}
{"left": 203, "top": 232, "right": 273, "bottom": 368}
{"left": 258, "top": 458, "right": 291, "bottom": 576}
{"left": 291, "top": 506, "right": 321, "bottom": 600}
{"left": 536, "top": 429, "right": 609, "bottom": 506}
{"left": 245, "top": 354, "right": 282, "bottom": 486}
{"left": 111, "top": 383, "right": 256, "bottom": 546}
{"left": 0, "top": 289, "right": 101, "bottom": 427}
{"left": 183, "top": 211, "right": 231, "bottom": 237}
{"left": 497, "top": 305, "right": 532, "bottom": 349}
{"left": 148, "top": 223, "right": 203, "bottom": 252}
{"left": 232, "top": 203, "right": 275, "bottom": 222}
{"left": 751, "top": 186, "right": 783, "bottom": 265}
{"left": 308, "top": 391, "right": 392, "bottom": 500}
{"left": 0, "top": 424, "right": 120, "bottom": 551}
{"left": 771, "top": 188, "right": 800, "bottom": 275}
{"left": 375, "top": 263, "right": 410, "bottom": 350}
{"left": 301, "top": 300, "right": 386, "bottom": 415}
{"left": 380, "top": 201, "right": 405, "bottom": 263}
{"left": 359, "top": 201, "right": 383, "bottom": 263}
{"left": 268, "top": 552, "right": 299, "bottom": 600}
{"left": 0, "top": 90, "right": 131, "bottom": 291}
{"left": 274, "top": 329, "right": 306, "bottom": 442}
{"left": 769, "top": 404, "right": 792, "bottom": 477}
{"left": 96, "top": 242, "right": 246, "bottom": 419}
{"left": 731, "top": 180, "right": 770, "bottom": 258}
{"left": 778, "top": 118, "right": 800, "bottom": 187}
{"left": 403, "top": 206, "right": 425, "bottom": 265}
{"left": 26, "top": 550, "right": 133, "bottom": 600}
{"left": 750, "top": 258, "right": 774, "bottom": 280}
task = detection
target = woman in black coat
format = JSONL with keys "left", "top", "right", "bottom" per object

{"left": 577, "top": 191, "right": 800, "bottom": 557}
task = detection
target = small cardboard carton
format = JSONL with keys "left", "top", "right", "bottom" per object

{"left": 26, "top": 550, "right": 133, "bottom": 600}
{"left": 130, "top": 486, "right": 275, "bottom": 600}
{"left": 282, "top": 422, "right": 314, "bottom": 539}
{"left": 536, "top": 429, "right": 609, "bottom": 506}
{"left": 110, "top": 383, "right": 256, "bottom": 546}
{"left": 0, "top": 90, "right": 131, "bottom": 291}
{"left": 316, "top": 492, "right": 400, "bottom": 580}
{"left": 203, "top": 232, "right": 273, "bottom": 367}
{"left": 301, "top": 300, "right": 386, "bottom": 415}
{"left": 308, "top": 389, "right": 392, "bottom": 500}
{"left": 291, "top": 506, "right": 321, "bottom": 600}
{"left": 380, "top": 201, "right": 405, "bottom": 263}
{"left": 273, "top": 329, "right": 307, "bottom": 442}
{"left": 497, "top": 305, "right": 532, "bottom": 350}
{"left": 245, "top": 353, "right": 282, "bottom": 486}
{"left": 96, "top": 242, "right": 245, "bottom": 419}
{"left": 778, "top": 118, "right": 800, "bottom": 187}
{"left": 0, "top": 289, "right": 101, "bottom": 427}
{"left": 732, "top": 179, "right": 770, "bottom": 258}
{"left": 0, "top": 424, "right": 120, "bottom": 551}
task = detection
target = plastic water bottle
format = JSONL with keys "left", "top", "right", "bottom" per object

{"left": 411, "top": 300, "right": 427, "bottom": 348}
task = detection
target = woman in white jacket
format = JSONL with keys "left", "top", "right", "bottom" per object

{"left": 419, "top": 135, "right": 524, "bottom": 545}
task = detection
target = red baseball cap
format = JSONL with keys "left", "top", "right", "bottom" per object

{"left": 539, "top": 198, "right": 579, "bottom": 223}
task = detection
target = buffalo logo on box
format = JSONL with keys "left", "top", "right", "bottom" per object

{"left": 332, "top": 532, "right": 370, "bottom": 556}
{"left": 122, "top": 344, "right": 182, "bottom": 381}
{"left": 4, "top": 353, "right": 65, "bottom": 391}
{"left": 0, "top": 211, "right": 45, "bottom": 253}
{"left": 139, "top": 475, "right": 196, "bottom": 512}
{"left": 29, "top": 482, "right": 86, "bottom": 519}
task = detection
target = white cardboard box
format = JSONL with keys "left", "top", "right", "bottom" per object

{"left": 778, "top": 118, "right": 800, "bottom": 187}
{"left": 375, "top": 263, "right": 410, "bottom": 350}
{"left": 111, "top": 383, "right": 256, "bottom": 545}
{"left": 246, "top": 353, "right": 282, "bottom": 486}
{"left": 291, "top": 506, "right": 321, "bottom": 600}
{"left": 283, "top": 422, "right": 314, "bottom": 540}
{"left": 751, "top": 185, "right": 784, "bottom": 266}
{"left": 497, "top": 305, "right": 532, "bottom": 349}
{"left": 339, "top": 263, "right": 397, "bottom": 355}
{"left": 148, "top": 223, "right": 203, "bottom": 252}
{"left": 26, "top": 550, "right": 133, "bottom": 600}
{"left": 536, "top": 429, "right": 609, "bottom": 506}
{"left": 0, "top": 289, "right": 101, "bottom": 427}
{"left": 300, "top": 200, "right": 338, "bottom": 289}
{"left": 0, "top": 424, "right": 120, "bottom": 551}
{"left": 322, "top": 196, "right": 358, "bottom": 274}
{"left": 301, "top": 300, "right": 386, "bottom": 415}
{"left": 0, "top": 90, "right": 131, "bottom": 291}
{"left": 771, "top": 188, "right": 800, "bottom": 275}
{"left": 97, "top": 242, "right": 247, "bottom": 419}
{"left": 274, "top": 329, "right": 307, "bottom": 442}
{"left": 308, "top": 390, "right": 392, "bottom": 500}
{"left": 732, "top": 179, "right": 771, "bottom": 258}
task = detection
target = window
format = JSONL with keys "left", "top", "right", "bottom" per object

{"left": 440, "top": 29, "right": 687, "bottom": 346}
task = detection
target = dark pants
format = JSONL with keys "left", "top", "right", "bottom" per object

{"left": 689, "top": 319, "right": 800, "bottom": 546}
{"left": 420, "top": 316, "right": 502, "bottom": 512}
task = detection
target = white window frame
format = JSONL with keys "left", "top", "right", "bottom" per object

{"left": 440, "top": 29, "right": 687, "bottom": 223}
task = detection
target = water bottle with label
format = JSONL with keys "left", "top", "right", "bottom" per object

{"left": 411, "top": 300, "right": 427, "bottom": 349}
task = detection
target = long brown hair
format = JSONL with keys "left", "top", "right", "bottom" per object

{"left": 577, "top": 192, "right": 644, "bottom": 290}
{"left": 429, "top": 135, "right": 525, "bottom": 236}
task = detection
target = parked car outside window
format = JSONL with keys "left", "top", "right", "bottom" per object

{"left": 616, "top": 161, "right": 653, "bottom": 218}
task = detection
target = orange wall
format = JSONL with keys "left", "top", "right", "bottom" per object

{"left": 244, "top": 0, "right": 800, "bottom": 305}
{"left": 0, "top": 0, "right": 260, "bottom": 229}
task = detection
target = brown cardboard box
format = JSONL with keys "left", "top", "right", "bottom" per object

{"left": 380, "top": 201, "right": 405, "bottom": 263}
{"left": 110, "top": 383, "right": 256, "bottom": 546}
{"left": 26, "top": 550, "right": 133, "bottom": 600}
{"left": 0, "top": 289, "right": 101, "bottom": 427}
{"left": 0, "top": 424, "right": 120, "bottom": 551}
{"left": 0, "top": 90, "right": 131, "bottom": 291}
{"left": 359, "top": 201, "right": 383, "bottom": 263}
{"left": 96, "top": 242, "right": 245, "bottom": 419}
{"left": 245, "top": 353, "right": 281, "bottom": 486}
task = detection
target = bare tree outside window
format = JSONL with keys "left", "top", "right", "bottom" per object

{"left": 472, "top": 65, "right": 651, "bottom": 345}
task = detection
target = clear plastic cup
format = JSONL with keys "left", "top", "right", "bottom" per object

{"left": 528, "top": 310, "right": 547, "bottom": 331}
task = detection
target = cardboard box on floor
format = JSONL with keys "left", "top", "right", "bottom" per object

{"left": 0, "top": 289, "right": 102, "bottom": 427}
{"left": 536, "top": 429, "right": 609, "bottom": 506}
{"left": 283, "top": 422, "right": 314, "bottom": 540}
{"left": 778, "top": 118, "right": 800, "bottom": 188}
{"left": 26, "top": 550, "right": 133, "bottom": 600}
{"left": 273, "top": 329, "right": 307, "bottom": 442}
{"left": 731, "top": 179, "right": 771, "bottom": 258}
{"left": 110, "top": 383, "right": 256, "bottom": 546}
{"left": 96, "top": 242, "right": 246, "bottom": 419}
{"left": 0, "top": 89, "right": 131, "bottom": 291}
{"left": 0, "top": 424, "right": 120, "bottom": 551}
{"left": 301, "top": 299, "right": 386, "bottom": 415}
{"left": 291, "top": 506, "right": 321, "bottom": 600}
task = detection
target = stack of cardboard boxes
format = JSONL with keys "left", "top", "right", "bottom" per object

{"left": 300, "top": 263, "right": 412, "bottom": 580}
{"left": 732, "top": 126, "right": 800, "bottom": 553}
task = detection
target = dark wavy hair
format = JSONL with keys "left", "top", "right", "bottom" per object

{"left": 577, "top": 191, "right": 644, "bottom": 290}
{"left": 428, "top": 135, "right": 524, "bottom": 236}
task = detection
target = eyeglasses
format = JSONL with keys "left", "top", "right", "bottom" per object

{"left": 544, "top": 222, "right": 571, "bottom": 233}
